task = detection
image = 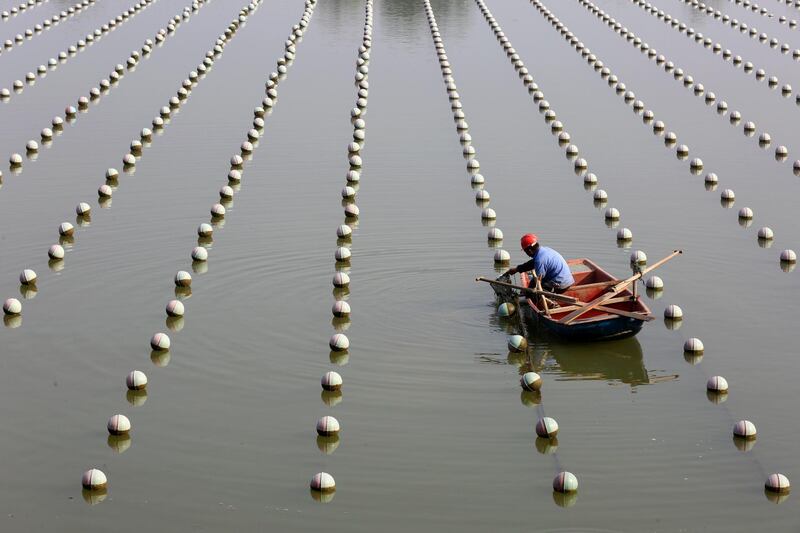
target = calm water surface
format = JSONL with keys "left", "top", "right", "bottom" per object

{"left": 0, "top": 0, "right": 798, "bottom": 530}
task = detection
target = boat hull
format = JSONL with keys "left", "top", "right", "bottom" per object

{"left": 523, "top": 305, "right": 645, "bottom": 341}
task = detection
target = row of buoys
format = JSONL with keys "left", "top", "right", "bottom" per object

{"left": 3, "top": 0, "right": 216, "bottom": 328}
{"left": 314, "top": 0, "right": 373, "bottom": 502}
{"left": 81, "top": 0, "right": 303, "bottom": 498}
{"left": 568, "top": 0, "right": 797, "bottom": 267}
{"left": 531, "top": 0, "right": 791, "bottom": 500}
{"left": 7, "top": 0, "right": 211, "bottom": 174}
{"left": 1, "top": 0, "right": 160, "bottom": 102}
{"left": 576, "top": 0, "right": 793, "bottom": 170}
{"left": 1, "top": 0, "right": 50, "bottom": 21}
{"left": 628, "top": 0, "right": 800, "bottom": 124}
{"left": 465, "top": 0, "right": 580, "bottom": 501}
{"left": 0, "top": 0, "right": 96, "bottom": 57}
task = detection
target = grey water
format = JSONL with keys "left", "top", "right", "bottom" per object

{"left": 0, "top": 0, "right": 798, "bottom": 530}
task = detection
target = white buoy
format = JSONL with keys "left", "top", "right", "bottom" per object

{"left": 721, "top": 189, "right": 735, "bottom": 201}
{"left": 332, "top": 300, "right": 350, "bottom": 317}
{"left": 758, "top": 227, "right": 774, "bottom": 240}
{"left": 616, "top": 227, "right": 633, "bottom": 241}
{"left": 332, "top": 272, "right": 350, "bottom": 288}
{"left": 475, "top": 190, "right": 490, "bottom": 202}
{"left": 535, "top": 417, "right": 559, "bottom": 438}
{"left": 81, "top": 469, "right": 107, "bottom": 490}
{"left": 765, "top": 474, "right": 791, "bottom": 494}
{"left": 690, "top": 158, "right": 703, "bottom": 169}
{"left": 481, "top": 208, "right": 497, "bottom": 220}
{"left": 26, "top": 140, "right": 38, "bottom": 152}
{"left": 48, "top": 244, "right": 65, "bottom": 259}
{"left": 593, "top": 189, "right": 607, "bottom": 201}
{"left": 316, "top": 415, "right": 340, "bottom": 436}
{"left": 553, "top": 471, "right": 578, "bottom": 493}
{"left": 645, "top": 276, "right": 663, "bottom": 290}
{"left": 329, "top": 333, "right": 349, "bottom": 351}
{"left": 684, "top": 337, "right": 704, "bottom": 353}
{"left": 166, "top": 300, "right": 184, "bottom": 317}
{"left": 98, "top": 184, "right": 112, "bottom": 198}
{"left": 494, "top": 249, "right": 511, "bottom": 263}
{"left": 707, "top": 375, "right": 728, "bottom": 392}
{"left": 341, "top": 186, "right": 355, "bottom": 199}
{"left": 733, "top": 420, "right": 757, "bottom": 439}
{"left": 107, "top": 414, "right": 131, "bottom": 435}
{"left": 344, "top": 204, "right": 359, "bottom": 218}
{"left": 175, "top": 270, "right": 192, "bottom": 287}
{"left": 507, "top": 334, "right": 527, "bottom": 353}
{"left": 310, "top": 472, "right": 335, "bottom": 492}
{"left": 498, "top": 302, "right": 515, "bottom": 317}
{"left": 630, "top": 250, "right": 647, "bottom": 264}
{"left": 738, "top": 207, "right": 754, "bottom": 219}
{"left": 219, "top": 186, "right": 234, "bottom": 199}
{"left": 76, "top": 202, "right": 91, "bottom": 216}
{"left": 321, "top": 371, "right": 343, "bottom": 391}
{"left": 198, "top": 223, "right": 213, "bottom": 237}
{"left": 520, "top": 371, "right": 542, "bottom": 391}
{"left": 335, "top": 247, "right": 351, "bottom": 261}
{"left": 150, "top": 332, "right": 170, "bottom": 351}
{"left": 9, "top": 153, "right": 22, "bottom": 165}
{"left": 488, "top": 228, "right": 503, "bottom": 241}
{"left": 191, "top": 246, "right": 208, "bottom": 261}
{"left": 3, "top": 298, "right": 21, "bottom": 315}
{"left": 604, "top": 207, "right": 620, "bottom": 220}
{"left": 19, "top": 269, "right": 37, "bottom": 285}
{"left": 664, "top": 304, "right": 683, "bottom": 319}
{"left": 780, "top": 249, "right": 797, "bottom": 263}
{"left": 336, "top": 225, "right": 352, "bottom": 238}
{"left": 126, "top": 370, "right": 148, "bottom": 390}
{"left": 211, "top": 203, "right": 226, "bottom": 217}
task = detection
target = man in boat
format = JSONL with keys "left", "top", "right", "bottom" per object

{"left": 501, "top": 233, "right": 574, "bottom": 294}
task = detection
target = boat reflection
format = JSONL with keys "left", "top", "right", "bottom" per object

{"left": 527, "top": 337, "right": 677, "bottom": 389}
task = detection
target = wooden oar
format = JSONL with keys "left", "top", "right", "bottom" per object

{"left": 477, "top": 277, "right": 652, "bottom": 321}
{"left": 475, "top": 277, "right": 579, "bottom": 304}
{"left": 558, "top": 250, "right": 682, "bottom": 325}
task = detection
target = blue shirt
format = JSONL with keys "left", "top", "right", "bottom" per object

{"left": 516, "top": 246, "right": 575, "bottom": 289}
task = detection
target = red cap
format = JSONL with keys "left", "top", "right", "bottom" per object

{"left": 520, "top": 233, "right": 538, "bottom": 250}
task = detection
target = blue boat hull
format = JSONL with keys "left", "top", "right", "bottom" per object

{"left": 523, "top": 305, "right": 645, "bottom": 341}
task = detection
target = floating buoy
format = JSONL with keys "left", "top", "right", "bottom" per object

{"left": 690, "top": 158, "right": 703, "bottom": 169}
{"left": 593, "top": 189, "right": 607, "bottom": 201}
{"left": 536, "top": 416, "right": 559, "bottom": 438}
{"left": 494, "top": 249, "right": 511, "bottom": 264}
{"left": 664, "top": 304, "right": 683, "bottom": 319}
{"left": 98, "top": 184, "right": 112, "bottom": 198}
{"left": 645, "top": 276, "right": 663, "bottom": 290}
{"left": 553, "top": 471, "right": 578, "bottom": 493}
{"left": 344, "top": 204, "right": 359, "bottom": 218}
{"left": 705, "top": 173, "right": 718, "bottom": 185}
{"left": 219, "top": 186, "right": 234, "bottom": 199}
{"left": 507, "top": 334, "right": 527, "bottom": 353}
{"left": 3, "top": 298, "right": 21, "bottom": 315}
{"left": 9, "top": 153, "right": 22, "bottom": 165}
{"left": 329, "top": 333, "right": 349, "bottom": 351}
{"left": 321, "top": 371, "right": 343, "bottom": 391}
{"left": 488, "top": 228, "right": 503, "bottom": 241}
{"left": 605, "top": 207, "right": 620, "bottom": 220}
{"left": 107, "top": 414, "right": 131, "bottom": 435}
{"left": 126, "top": 370, "right": 148, "bottom": 390}
{"left": 197, "top": 223, "right": 213, "bottom": 237}
{"left": 475, "top": 189, "right": 490, "bottom": 202}
{"left": 166, "top": 300, "right": 184, "bottom": 317}
{"left": 191, "top": 246, "right": 208, "bottom": 261}
{"left": 765, "top": 474, "right": 791, "bottom": 494}
{"left": 333, "top": 272, "right": 350, "bottom": 288}
{"left": 738, "top": 207, "right": 753, "bottom": 219}
{"left": 721, "top": 189, "right": 735, "bottom": 201}
{"left": 150, "top": 332, "right": 171, "bottom": 351}
{"left": 26, "top": 140, "right": 38, "bottom": 152}
{"left": 335, "top": 247, "right": 351, "bottom": 261}
{"left": 616, "top": 227, "right": 633, "bottom": 241}
{"left": 48, "top": 244, "right": 65, "bottom": 259}
{"left": 336, "top": 224, "right": 352, "bottom": 238}
{"left": 630, "top": 250, "right": 647, "bottom": 264}
{"left": 211, "top": 203, "right": 225, "bottom": 217}
{"left": 520, "top": 371, "right": 542, "bottom": 391}
{"left": 19, "top": 269, "right": 37, "bottom": 285}
{"left": 174, "top": 270, "right": 192, "bottom": 287}
{"left": 733, "top": 420, "right": 757, "bottom": 439}
{"left": 707, "top": 375, "right": 728, "bottom": 392}
{"left": 758, "top": 227, "right": 774, "bottom": 240}
{"left": 584, "top": 173, "right": 597, "bottom": 184}
{"left": 332, "top": 300, "right": 350, "bottom": 318}
{"left": 81, "top": 469, "right": 107, "bottom": 490}
{"left": 780, "top": 249, "right": 797, "bottom": 263}
{"left": 346, "top": 170, "right": 360, "bottom": 183}
{"left": 316, "top": 415, "right": 340, "bottom": 436}
{"left": 684, "top": 337, "right": 704, "bottom": 353}
{"left": 498, "top": 302, "right": 515, "bottom": 317}
{"left": 310, "top": 472, "right": 335, "bottom": 492}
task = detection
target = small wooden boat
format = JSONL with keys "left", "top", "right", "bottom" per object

{"left": 519, "top": 258, "right": 654, "bottom": 341}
